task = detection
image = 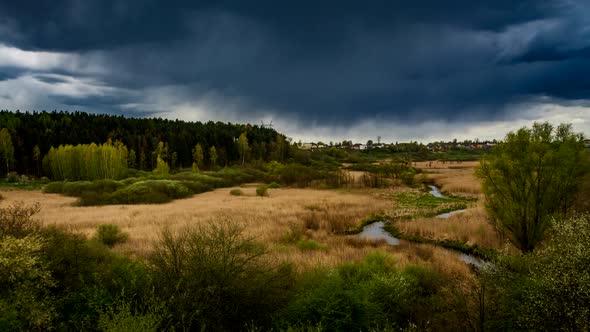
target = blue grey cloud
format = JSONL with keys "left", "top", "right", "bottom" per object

{"left": 0, "top": 0, "right": 589, "bottom": 139}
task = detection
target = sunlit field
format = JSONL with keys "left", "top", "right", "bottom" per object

{"left": 0, "top": 182, "right": 478, "bottom": 280}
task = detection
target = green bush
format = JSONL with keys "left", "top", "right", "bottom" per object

{"left": 278, "top": 252, "right": 449, "bottom": 331}
{"left": 149, "top": 222, "right": 295, "bottom": 331}
{"left": 479, "top": 214, "right": 590, "bottom": 331}
{"left": 256, "top": 185, "right": 269, "bottom": 197}
{"left": 0, "top": 235, "right": 55, "bottom": 331}
{"left": 94, "top": 224, "right": 128, "bottom": 247}
{"left": 6, "top": 171, "right": 19, "bottom": 183}
{"left": 43, "top": 181, "right": 65, "bottom": 193}
{"left": 97, "top": 299, "right": 163, "bottom": 332}
{"left": 0, "top": 201, "right": 41, "bottom": 238}
{"left": 267, "top": 181, "right": 281, "bottom": 188}
{"left": 230, "top": 189, "right": 243, "bottom": 196}
{"left": 39, "top": 226, "right": 150, "bottom": 330}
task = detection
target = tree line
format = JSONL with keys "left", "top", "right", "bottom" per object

{"left": 0, "top": 110, "right": 290, "bottom": 176}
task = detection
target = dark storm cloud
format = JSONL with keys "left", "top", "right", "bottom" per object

{"left": 1, "top": 0, "right": 590, "bottom": 129}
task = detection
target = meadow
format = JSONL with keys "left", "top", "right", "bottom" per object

{"left": 2, "top": 143, "right": 587, "bottom": 330}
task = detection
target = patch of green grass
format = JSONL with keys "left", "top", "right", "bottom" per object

{"left": 0, "top": 178, "right": 47, "bottom": 190}
{"left": 389, "top": 191, "right": 468, "bottom": 220}
{"left": 344, "top": 213, "right": 387, "bottom": 235}
{"left": 296, "top": 239, "right": 328, "bottom": 251}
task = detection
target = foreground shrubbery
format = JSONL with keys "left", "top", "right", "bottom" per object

{"left": 277, "top": 252, "right": 469, "bottom": 331}
{"left": 2, "top": 202, "right": 589, "bottom": 331}
{"left": 150, "top": 222, "right": 295, "bottom": 331}
{"left": 479, "top": 214, "right": 590, "bottom": 331}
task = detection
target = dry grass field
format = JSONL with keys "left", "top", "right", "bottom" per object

{"left": 0, "top": 158, "right": 495, "bottom": 282}
{"left": 416, "top": 160, "right": 482, "bottom": 197}
{"left": 396, "top": 204, "right": 505, "bottom": 250}
{"left": 0, "top": 186, "right": 474, "bottom": 279}
{"left": 399, "top": 160, "right": 513, "bottom": 251}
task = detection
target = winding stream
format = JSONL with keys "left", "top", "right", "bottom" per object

{"left": 357, "top": 185, "right": 484, "bottom": 268}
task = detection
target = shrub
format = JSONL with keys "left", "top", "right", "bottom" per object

{"left": 94, "top": 224, "right": 128, "bottom": 247}
{"left": 479, "top": 214, "right": 590, "bottom": 331}
{"left": 230, "top": 189, "right": 243, "bottom": 196}
{"left": 267, "top": 181, "right": 281, "bottom": 189}
{"left": 97, "top": 299, "right": 163, "bottom": 332}
{"left": 6, "top": 171, "right": 19, "bottom": 183}
{"left": 0, "top": 201, "right": 41, "bottom": 238}
{"left": 43, "top": 181, "right": 65, "bottom": 193}
{"left": 39, "top": 226, "right": 150, "bottom": 330}
{"left": 278, "top": 252, "right": 448, "bottom": 331}
{"left": 400, "top": 169, "right": 416, "bottom": 186}
{"left": 256, "top": 185, "right": 269, "bottom": 197}
{"left": 105, "top": 180, "right": 191, "bottom": 205}
{"left": 149, "top": 222, "right": 295, "bottom": 331}
{"left": 0, "top": 235, "right": 55, "bottom": 331}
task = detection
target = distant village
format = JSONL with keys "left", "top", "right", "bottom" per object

{"left": 297, "top": 137, "right": 590, "bottom": 151}
{"left": 295, "top": 138, "right": 499, "bottom": 151}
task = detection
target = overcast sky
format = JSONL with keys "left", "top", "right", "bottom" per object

{"left": 1, "top": 0, "right": 589, "bottom": 142}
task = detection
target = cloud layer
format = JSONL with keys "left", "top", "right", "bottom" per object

{"left": 1, "top": 1, "right": 589, "bottom": 141}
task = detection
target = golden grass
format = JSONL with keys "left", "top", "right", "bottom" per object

{"left": 395, "top": 205, "right": 506, "bottom": 250}
{"left": 416, "top": 160, "right": 482, "bottom": 197}
{"left": 0, "top": 186, "right": 478, "bottom": 279}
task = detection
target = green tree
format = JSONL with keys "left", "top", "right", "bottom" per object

{"left": 0, "top": 128, "right": 14, "bottom": 174}
{"left": 209, "top": 146, "right": 217, "bottom": 169}
{"left": 238, "top": 132, "right": 249, "bottom": 165}
{"left": 192, "top": 144, "right": 204, "bottom": 171}
{"left": 32, "top": 145, "right": 41, "bottom": 176}
{"left": 476, "top": 122, "right": 588, "bottom": 252}
{"left": 153, "top": 155, "right": 170, "bottom": 176}
{"left": 128, "top": 149, "right": 137, "bottom": 169}
{"left": 171, "top": 152, "right": 177, "bottom": 170}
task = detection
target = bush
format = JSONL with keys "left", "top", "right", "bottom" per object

{"left": 97, "top": 299, "right": 163, "bottom": 332}
{"left": 39, "top": 226, "right": 150, "bottom": 330}
{"left": 230, "top": 189, "right": 243, "bottom": 196}
{"left": 479, "top": 214, "right": 590, "bottom": 331}
{"left": 6, "top": 171, "right": 19, "bottom": 183}
{"left": 256, "top": 185, "right": 269, "bottom": 197}
{"left": 267, "top": 181, "right": 281, "bottom": 189}
{"left": 43, "top": 181, "right": 65, "bottom": 193}
{"left": 0, "top": 235, "right": 55, "bottom": 331}
{"left": 0, "top": 201, "right": 41, "bottom": 238}
{"left": 278, "top": 252, "right": 448, "bottom": 331}
{"left": 94, "top": 224, "right": 128, "bottom": 247}
{"left": 149, "top": 222, "right": 295, "bottom": 331}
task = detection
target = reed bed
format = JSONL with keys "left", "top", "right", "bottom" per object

{"left": 0, "top": 187, "right": 477, "bottom": 280}
{"left": 415, "top": 160, "right": 482, "bottom": 197}
{"left": 395, "top": 205, "right": 506, "bottom": 250}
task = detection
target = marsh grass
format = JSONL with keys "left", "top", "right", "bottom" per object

{"left": 0, "top": 187, "right": 478, "bottom": 282}
{"left": 394, "top": 206, "right": 504, "bottom": 250}
{"left": 415, "top": 161, "right": 481, "bottom": 197}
